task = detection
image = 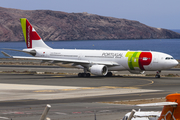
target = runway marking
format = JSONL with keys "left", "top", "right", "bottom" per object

{"left": 99, "top": 110, "right": 111, "bottom": 112}
{"left": 0, "top": 83, "right": 82, "bottom": 91}
{"left": 34, "top": 86, "right": 139, "bottom": 92}
{"left": 55, "top": 112, "right": 67, "bottom": 115}
{"left": 134, "top": 79, "right": 154, "bottom": 87}
{"left": 0, "top": 117, "right": 9, "bottom": 119}
{"left": 52, "top": 76, "right": 65, "bottom": 77}
{"left": 103, "top": 91, "right": 171, "bottom": 98}
{"left": 34, "top": 90, "right": 57, "bottom": 92}
{"left": 84, "top": 111, "right": 94, "bottom": 114}
{"left": 81, "top": 86, "right": 138, "bottom": 90}
{"left": 72, "top": 112, "right": 82, "bottom": 114}
{"left": 61, "top": 88, "right": 78, "bottom": 91}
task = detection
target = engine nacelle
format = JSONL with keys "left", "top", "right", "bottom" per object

{"left": 129, "top": 70, "right": 145, "bottom": 74}
{"left": 89, "top": 65, "right": 108, "bottom": 76}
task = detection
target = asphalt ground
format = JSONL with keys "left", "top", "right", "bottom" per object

{"left": 0, "top": 65, "right": 179, "bottom": 120}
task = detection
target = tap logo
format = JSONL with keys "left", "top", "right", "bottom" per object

{"left": 20, "top": 18, "right": 41, "bottom": 49}
{"left": 125, "top": 51, "right": 152, "bottom": 70}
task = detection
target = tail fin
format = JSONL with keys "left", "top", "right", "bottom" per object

{"left": 20, "top": 18, "right": 51, "bottom": 49}
{"left": 158, "top": 93, "right": 180, "bottom": 120}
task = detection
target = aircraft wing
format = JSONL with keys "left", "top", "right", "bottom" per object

{"left": 136, "top": 102, "right": 178, "bottom": 107}
{"left": 1, "top": 51, "right": 119, "bottom": 66}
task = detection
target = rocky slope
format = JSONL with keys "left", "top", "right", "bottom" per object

{"left": 0, "top": 7, "right": 180, "bottom": 42}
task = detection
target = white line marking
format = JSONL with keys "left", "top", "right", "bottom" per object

{"left": 55, "top": 112, "right": 67, "bottom": 115}
{"left": 0, "top": 117, "right": 9, "bottom": 119}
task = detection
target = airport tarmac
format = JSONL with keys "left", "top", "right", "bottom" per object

{"left": 0, "top": 65, "right": 179, "bottom": 120}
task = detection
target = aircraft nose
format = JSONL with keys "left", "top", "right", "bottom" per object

{"left": 174, "top": 60, "right": 179, "bottom": 66}
{"left": 164, "top": 59, "right": 179, "bottom": 69}
{"left": 171, "top": 60, "right": 179, "bottom": 67}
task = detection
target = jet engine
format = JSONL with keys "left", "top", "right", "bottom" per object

{"left": 89, "top": 65, "right": 108, "bottom": 76}
{"left": 129, "top": 70, "right": 145, "bottom": 74}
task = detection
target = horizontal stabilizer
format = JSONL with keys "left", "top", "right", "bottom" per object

{"left": 136, "top": 102, "right": 178, "bottom": 107}
{"left": 2, "top": 48, "right": 36, "bottom": 56}
{"left": 2, "top": 48, "right": 25, "bottom": 52}
{"left": 1, "top": 51, "right": 12, "bottom": 57}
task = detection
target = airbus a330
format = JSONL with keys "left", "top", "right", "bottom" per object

{"left": 1, "top": 18, "right": 178, "bottom": 78}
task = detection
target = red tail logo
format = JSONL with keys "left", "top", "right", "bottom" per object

{"left": 26, "top": 20, "right": 41, "bottom": 48}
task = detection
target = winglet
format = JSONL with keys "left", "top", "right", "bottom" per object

{"left": 1, "top": 51, "right": 12, "bottom": 58}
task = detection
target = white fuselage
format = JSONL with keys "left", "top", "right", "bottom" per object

{"left": 33, "top": 48, "right": 178, "bottom": 72}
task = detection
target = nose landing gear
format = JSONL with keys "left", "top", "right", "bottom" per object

{"left": 155, "top": 70, "right": 161, "bottom": 78}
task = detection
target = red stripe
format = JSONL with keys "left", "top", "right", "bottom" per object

{"left": 26, "top": 20, "right": 41, "bottom": 48}
{"left": 139, "top": 52, "right": 152, "bottom": 70}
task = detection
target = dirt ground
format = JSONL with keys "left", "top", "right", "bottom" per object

{"left": 101, "top": 98, "right": 166, "bottom": 105}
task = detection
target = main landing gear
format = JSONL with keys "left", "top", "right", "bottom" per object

{"left": 155, "top": 70, "right": 161, "bottom": 78}
{"left": 78, "top": 71, "right": 113, "bottom": 77}
{"left": 78, "top": 73, "right": 91, "bottom": 77}
{"left": 105, "top": 72, "right": 113, "bottom": 77}
{"left": 78, "top": 68, "right": 91, "bottom": 77}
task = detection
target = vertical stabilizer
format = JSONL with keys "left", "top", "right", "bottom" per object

{"left": 20, "top": 18, "right": 51, "bottom": 49}
{"left": 158, "top": 93, "right": 180, "bottom": 120}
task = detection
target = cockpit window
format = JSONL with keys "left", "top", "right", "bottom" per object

{"left": 165, "top": 57, "right": 174, "bottom": 60}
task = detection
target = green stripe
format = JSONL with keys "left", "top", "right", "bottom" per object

{"left": 129, "top": 52, "right": 138, "bottom": 70}
{"left": 20, "top": 18, "right": 27, "bottom": 43}
{"left": 125, "top": 51, "right": 141, "bottom": 70}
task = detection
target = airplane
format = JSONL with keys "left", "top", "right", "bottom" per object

{"left": 122, "top": 93, "right": 180, "bottom": 120}
{"left": 1, "top": 18, "right": 179, "bottom": 78}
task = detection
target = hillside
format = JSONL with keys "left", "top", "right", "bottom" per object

{"left": 0, "top": 7, "right": 180, "bottom": 42}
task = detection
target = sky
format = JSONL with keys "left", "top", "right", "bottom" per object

{"left": 1, "top": 0, "right": 180, "bottom": 29}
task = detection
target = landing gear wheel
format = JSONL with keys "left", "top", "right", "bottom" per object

{"left": 83, "top": 73, "right": 87, "bottom": 77}
{"left": 78, "top": 73, "right": 83, "bottom": 77}
{"left": 155, "top": 70, "right": 161, "bottom": 78}
{"left": 106, "top": 72, "right": 113, "bottom": 77}
{"left": 86, "top": 73, "right": 91, "bottom": 77}
{"left": 155, "top": 75, "right": 160, "bottom": 78}
{"left": 78, "top": 73, "right": 91, "bottom": 77}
